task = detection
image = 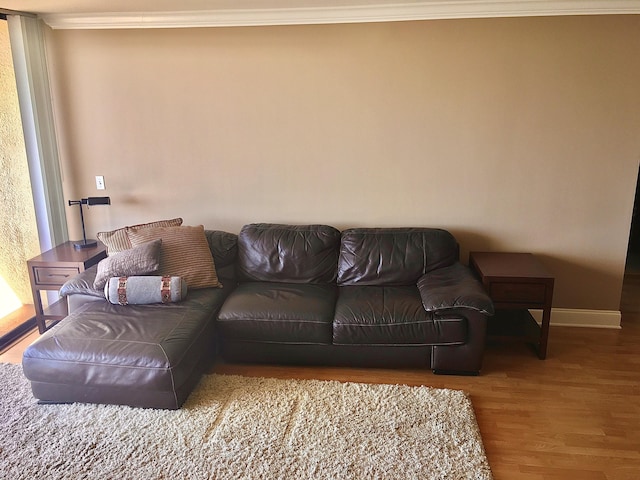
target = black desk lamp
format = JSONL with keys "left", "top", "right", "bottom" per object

{"left": 68, "top": 197, "right": 111, "bottom": 249}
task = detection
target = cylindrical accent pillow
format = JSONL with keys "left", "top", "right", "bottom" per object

{"left": 105, "top": 276, "right": 187, "bottom": 305}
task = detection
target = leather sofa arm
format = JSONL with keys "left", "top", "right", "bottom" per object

{"left": 59, "top": 265, "right": 103, "bottom": 298}
{"left": 417, "top": 263, "right": 494, "bottom": 315}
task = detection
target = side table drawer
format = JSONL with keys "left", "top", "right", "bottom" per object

{"left": 33, "top": 266, "right": 80, "bottom": 286}
{"left": 490, "top": 282, "right": 546, "bottom": 304}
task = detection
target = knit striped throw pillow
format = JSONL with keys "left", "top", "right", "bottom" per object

{"left": 97, "top": 217, "right": 183, "bottom": 255}
{"left": 126, "top": 224, "right": 220, "bottom": 289}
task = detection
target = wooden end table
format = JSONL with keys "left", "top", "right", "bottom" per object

{"left": 469, "top": 252, "right": 554, "bottom": 359}
{"left": 27, "top": 241, "right": 107, "bottom": 333}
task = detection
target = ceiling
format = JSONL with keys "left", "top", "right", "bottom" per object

{"left": 2, "top": 0, "right": 639, "bottom": 29}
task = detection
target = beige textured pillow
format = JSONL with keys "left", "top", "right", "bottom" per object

{"left": 126, "top": 225, "right": 220, "bottom": 289}
{"left": 97, "top": 217, "right": 183, "bottom": 255}
{"left": 93, "top": 239, "right": 162, "bottom": 290}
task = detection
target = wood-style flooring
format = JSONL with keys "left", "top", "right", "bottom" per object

{"left": 2, "top": 278, "right": 639, "bottom": 480}
{"left": 0, "top": 304, "right": 34, "bottom": 338}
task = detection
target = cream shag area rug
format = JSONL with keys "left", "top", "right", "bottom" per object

{"left": 1, "top": 363, "right": 492, "bottom": 480}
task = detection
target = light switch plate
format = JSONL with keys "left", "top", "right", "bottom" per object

{"left": 96, "top": 176, "right": 105, "bottom": 190}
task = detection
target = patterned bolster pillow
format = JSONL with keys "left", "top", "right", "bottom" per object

{"left": 104, "top": 276, "right": 187, "bottom": 305}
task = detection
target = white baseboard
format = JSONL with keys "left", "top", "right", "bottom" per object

{"left": 529, "top": 308, "right": 621, "bottom": 329}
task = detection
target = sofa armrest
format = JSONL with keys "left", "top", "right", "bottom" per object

{"left": 417, "top": 263, "right": 494, "bottom": 315}
{"left": 59, "top": 265, "right": 103, "bottom": 299}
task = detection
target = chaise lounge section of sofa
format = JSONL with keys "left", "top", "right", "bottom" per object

{"left": 22, "top": 229, "right": 238, "bottom": 409}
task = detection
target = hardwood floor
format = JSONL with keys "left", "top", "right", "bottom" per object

{"left": 0, "top": 304, "right": 35, "bottom": 338}
{"left": 3, "top": 285, "right": 639, "bottom": 479}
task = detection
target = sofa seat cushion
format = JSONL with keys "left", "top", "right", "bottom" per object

{"left": 22, "top": 288, "right": 229, "bottom": 409}
{"left": 333, "top": 285, "right": 467, "bottom": 346}
{"left": 217, "top": 282, "right": 336, "bottom": 344}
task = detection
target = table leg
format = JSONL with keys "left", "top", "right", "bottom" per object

{"left": 538, "top": 306, "right": 551, "bottom": 359}
{"left": 32, "top": 290, "right": 46, "bottom": 334}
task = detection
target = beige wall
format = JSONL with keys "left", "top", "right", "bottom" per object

{"left": 45, "top": 15, "right": 640, "bottom": 312}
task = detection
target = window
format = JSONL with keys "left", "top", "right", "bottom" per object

{"left": 0, "top": 13, "right": 68, "bottom": 350}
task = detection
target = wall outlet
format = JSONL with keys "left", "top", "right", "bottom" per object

{"left": 96, "top": 175, "right": 105, "bottom": 190}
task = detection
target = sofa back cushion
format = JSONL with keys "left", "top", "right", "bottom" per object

{"left": 237, "top": 223, "right": 341, "bottom": 283}
{"left": 337, "top": 228, "right": 459, "bottom": 286}
{"left": 205, "top": 230, "right": 238, "bottom": 281}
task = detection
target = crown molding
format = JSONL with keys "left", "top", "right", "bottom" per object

{"left": 1, "top": 8, "right": 37, "bottom": 18}
{"left": 41, "top": 1, "right": 640, "bottom": 30}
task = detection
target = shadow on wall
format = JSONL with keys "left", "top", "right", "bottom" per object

{"left": 540, "top": 255, "right": 624, "bottom": 312}
{"left": 448, "top": 229, "right": 494, "bottom": 266}
{"left": 450, "top": 230, "right": 624, "bottom": 312}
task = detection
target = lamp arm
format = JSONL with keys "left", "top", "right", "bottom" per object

{"left": 78, "top": 201, "right": 88, "bottom": 244}
{"left": 67, "top": 199, "right": 88, "bottom": 245}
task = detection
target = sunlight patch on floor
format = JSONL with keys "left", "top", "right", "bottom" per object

{"left": 0, "top": 275, "right": 22, "bottom": 318}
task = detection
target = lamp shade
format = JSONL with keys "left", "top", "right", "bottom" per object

{"left": 86, "top": 197, "right": 111, "bottom": 206}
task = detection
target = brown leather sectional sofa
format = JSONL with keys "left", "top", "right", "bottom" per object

{"left": 22, "top": 223, "right": 493, "bottom": 409}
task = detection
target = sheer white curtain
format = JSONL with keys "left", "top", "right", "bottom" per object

{"left": 7, "top": 14, "right": 67, "bottom": 252}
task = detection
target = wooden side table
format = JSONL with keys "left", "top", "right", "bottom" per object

{"left": 27, "top": 241, "right": 107, "bottom": 333}
{"left": 469, "top": 252, "right": 554, "bottom": 359}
